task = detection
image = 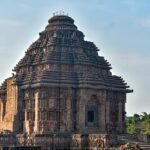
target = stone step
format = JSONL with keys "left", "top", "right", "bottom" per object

{"left": 139, "top": 143, "right": 150, "bottom": 149}
{"left": 119, "top": 140, "right": 150, "bottom": 149}
{"left": 130, "top": 142, "right": 150, "bottom": 150}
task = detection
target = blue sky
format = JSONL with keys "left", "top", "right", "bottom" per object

{"left": 0, "top": 0, "right": 150, "bottom": 115}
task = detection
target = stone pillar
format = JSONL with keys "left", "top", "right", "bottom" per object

{"left": 24, "top": 109, "right": 27, "bottom": 133}
{"left": 106, "top": 101, "right": 110, "bottom": 123}
{"left": 12, "top": 84, "right": 20, "bottom": 133}
{"left": 100, "top": 90, "right": 107, "bottom": 132}
{"left": 2, "top": 101, "right": 6, "bottom": 120}
{"left": 25, "top": 109, "right": 27, "bottom": 122}
{"left": 118, "top": 102, "right": 123, "bottom": 123}
{"left": 100, "top": 103, "right": 106, "bottom": 132}
{"left": 118, "top": 102, "right": 123, "bottom": 133}
{"left": 34, "top": 92, "right": 39, "bottom": 133}
{"left": 14, "top": 85, "right": 18, "bottom": 115}
{"left": 106, "top": 101, "right": 110, "bottom": 133}
{"left": 66, "top": 88, "right": 74, "bottom": 131}
{"left": 0, "top": 101, "right": 3, "bottom": 121}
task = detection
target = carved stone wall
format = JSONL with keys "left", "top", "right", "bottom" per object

{"left": 106, "top": 91, "right": 126, "bottom": 134}
{"left": 78, "top": 89, "right": 106, "bottom": 133}
{"left": 23, "top": 88, "right": 77, "bottom": 134}
{"left": 71, "top": 134, "right": 108, "bottom": 150}
{"left": 0, "top": 77, "right": 19, "bottom": 132}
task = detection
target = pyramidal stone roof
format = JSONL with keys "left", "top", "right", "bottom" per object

{"left": 0, "top": 15, "right": 132, "bottom": 92}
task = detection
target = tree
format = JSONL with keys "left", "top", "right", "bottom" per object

{"left": 126, "top": 112, "right": 150, "bottom": 135}
{"left": 127, "top": 123, "right": 137, "bottom": 135}
{"left": 126, "top": 115, "right": 139, "bottom": 135}
{"left": 141, "top": 112, "right": 150, "bottom": 134}
{"left": 132, "top": 114, "right": 141, "bottom": 124}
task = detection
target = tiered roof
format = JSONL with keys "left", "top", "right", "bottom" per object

{"left": 0, "top": 15, "right": 132, "bottom": 93}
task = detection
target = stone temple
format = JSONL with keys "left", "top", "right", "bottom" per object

{"left": 0, "top": 14, "right": 132, "bottom": 149}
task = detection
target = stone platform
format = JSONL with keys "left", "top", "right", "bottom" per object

{"left": 0, "top": 133, "right": 112, "bottom": 150}
{"left": 0, "top": 147, "right": 41, "bottom": 150}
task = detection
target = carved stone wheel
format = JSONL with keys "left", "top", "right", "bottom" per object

{"left": 26, "top": 136, "right": 33, "bottom": 146}
{"left": 95, "top": 139, "right": 105, "bottom": 149}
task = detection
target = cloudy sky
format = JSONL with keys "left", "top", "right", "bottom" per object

{"left": 0, "top": 0, "right": 150, "bottom": 116}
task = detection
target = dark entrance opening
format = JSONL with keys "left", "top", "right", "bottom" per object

{"left": 87, "top": 110, "right": 94, "bottom": 122}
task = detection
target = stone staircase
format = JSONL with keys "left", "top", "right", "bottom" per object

{"left": 117, "top": 135, "right": 150, "bottom": 149}
{"left": 138, "top": 142, "right": 150, "bottom": 149}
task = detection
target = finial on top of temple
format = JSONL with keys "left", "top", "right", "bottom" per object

{"left": 52, "top": 11, "right": 69, "bottom": 17}
{"left": 48, "top": 11, "right": 74, "bottom": 25}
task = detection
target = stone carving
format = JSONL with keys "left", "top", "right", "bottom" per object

{"left": 88, "top": 134, "right": 106, "bottom": 148}
{"left": 120, "top": 142, "right": 141, "bottom": 150}
{"left": 71, "top": 134, "right": 81, "bottom": 148}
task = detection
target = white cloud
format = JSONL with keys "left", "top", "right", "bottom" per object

{"left": 139, "top": 19, "right": 150, "bottom": 28}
